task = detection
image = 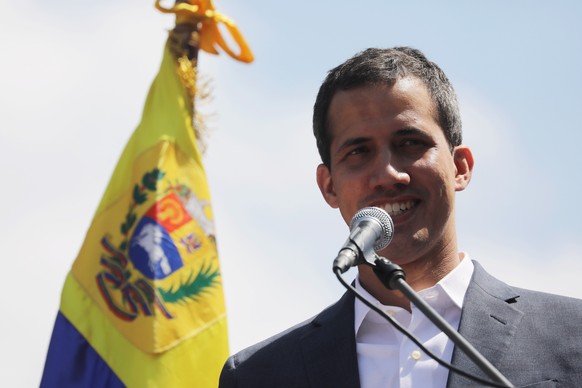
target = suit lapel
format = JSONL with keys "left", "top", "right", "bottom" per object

{"left": 447, "top": 261, "right": 524, "bottom": 387}
{"left": 300, "top": 290, "right": 361, "bottom": 388}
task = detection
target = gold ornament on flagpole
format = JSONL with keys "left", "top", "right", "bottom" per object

{"left": 155, "top": 0, "right": 253, "bottom": 151}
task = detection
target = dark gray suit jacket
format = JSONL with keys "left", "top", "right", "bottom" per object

{"left": 220, "top": 262, "right": 582, "bottom": 387}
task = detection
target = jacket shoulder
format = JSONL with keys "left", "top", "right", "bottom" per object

{"left": 219, "top": 291, "right": 357, "bottom": 388}
{"left": 453, "top": 261, "right": 582, "bottom": 387}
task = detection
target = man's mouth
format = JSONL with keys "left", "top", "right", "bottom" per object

{"left": 378, "top": 200, "right": 417, "bottom": 217}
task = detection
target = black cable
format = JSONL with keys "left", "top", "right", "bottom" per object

{"left": 334, "top": 268, "right": 511, "bottom": 388}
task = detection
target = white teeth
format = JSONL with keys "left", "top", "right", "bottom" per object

{"left": 383, "top": 201, "right": 415, "bottom": 216}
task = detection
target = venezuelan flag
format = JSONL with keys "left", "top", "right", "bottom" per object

{"left": 41, "top": 2, "right": 253, "bottom": 386}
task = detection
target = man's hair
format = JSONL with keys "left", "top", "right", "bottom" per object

{"left": 312, "top": 47, "right": 462, "bottom": 167}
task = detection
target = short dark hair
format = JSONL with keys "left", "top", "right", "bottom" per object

{"left": 313, "top": 47, "right": 462, "bottom": 167}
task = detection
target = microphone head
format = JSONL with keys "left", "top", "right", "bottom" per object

{"left": 349, "top": 207, "right": 394, "bottom": 251}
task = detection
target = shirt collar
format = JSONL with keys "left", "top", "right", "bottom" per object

{"left": 354, "top": 254, "right": 474, "bottom": 334}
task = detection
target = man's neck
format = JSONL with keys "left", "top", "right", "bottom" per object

{"left": 357, "top": 252, "right": 463, "bottom": 311}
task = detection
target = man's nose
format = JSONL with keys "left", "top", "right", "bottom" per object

{"left": 368, "top": 154, "right": 410, "bottom": 190}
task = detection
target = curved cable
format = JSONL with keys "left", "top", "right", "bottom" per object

{"left": 334, "top": 268, "right": 511, "bottom": 388}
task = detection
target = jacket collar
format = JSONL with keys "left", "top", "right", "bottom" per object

{"left": 447, "top": 261, "right": 523, "bottom": 387}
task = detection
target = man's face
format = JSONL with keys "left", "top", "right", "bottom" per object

{"left": 316, "top": 77, "right": 473, "bottom": 266}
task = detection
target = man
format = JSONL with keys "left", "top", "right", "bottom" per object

{"left": 219, "top": 47, "right": 582, "bottom": 387}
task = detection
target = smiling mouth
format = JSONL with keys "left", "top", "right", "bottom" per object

{"left": 378, "top": 200, "right": 417, "bottom": 217}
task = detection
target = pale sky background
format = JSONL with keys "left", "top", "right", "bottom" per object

{"left": 1, "top": 1, "right": 582, "bottom": 386}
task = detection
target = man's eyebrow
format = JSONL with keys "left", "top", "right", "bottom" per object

{"left": 395, "top": 126, "right": 429, "bottom": 136}
{"left": 335, "top": 137, "right": 370, "bottom": 153}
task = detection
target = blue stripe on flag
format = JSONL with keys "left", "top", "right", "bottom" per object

{"left": 40, "top": 312, "right": 125, "bottom": 388}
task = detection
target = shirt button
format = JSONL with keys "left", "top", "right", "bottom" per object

{"left": 411, "top": 350, "right": 422, "bottom": 360}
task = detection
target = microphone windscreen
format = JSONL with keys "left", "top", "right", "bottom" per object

{"left": 349, "top": 207, "right": 394, "bottom": 251}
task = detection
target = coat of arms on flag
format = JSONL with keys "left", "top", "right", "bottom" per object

{"left": 75, "top": 138, "right": 226, "bottom": 353}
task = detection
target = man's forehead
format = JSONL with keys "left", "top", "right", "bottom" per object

{"left": 329, "top": 77, "right": 434, "bottom": 117}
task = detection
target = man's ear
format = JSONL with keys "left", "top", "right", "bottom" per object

{"left": 453, "top": 145, "right": 474, "bottom": 191}
{"left": 316, "top": 164, "right": 339, "bottom": 208}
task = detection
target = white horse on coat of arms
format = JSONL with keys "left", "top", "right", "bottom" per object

{"left": 132, "top": 223, "right": 172, "bottom": 276}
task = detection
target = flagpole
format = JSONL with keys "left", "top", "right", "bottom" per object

{"left": 169, "top": 0, "right": 201, "bottom": 63}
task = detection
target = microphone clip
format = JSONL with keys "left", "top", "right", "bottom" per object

{"left": 372, "top": 256, "right": 406, "bottom": 290}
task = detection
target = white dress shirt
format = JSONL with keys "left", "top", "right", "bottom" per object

{"left": 354, "top": 254, "right": 474, "bottom": 388}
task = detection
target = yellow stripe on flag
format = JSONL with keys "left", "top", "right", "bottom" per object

{"left": 61, "top": 273, "right": 228, "bottom": 386}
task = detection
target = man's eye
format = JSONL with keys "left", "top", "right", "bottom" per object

{"left": 401, "top": 139, "right": 424, "bottom": 147}
{"left": 339, "top": 145, "right": 371, "bottom": 164}
{"left": 347, "top": 146, "right": 369, "bottom": 156}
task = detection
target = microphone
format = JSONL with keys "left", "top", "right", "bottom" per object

{"left": 333, "top": 207, "right": 394, "bottom": 273}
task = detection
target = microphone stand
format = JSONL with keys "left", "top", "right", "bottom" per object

{"left": 373, "top": 256, "right": 514, "bottom": 388}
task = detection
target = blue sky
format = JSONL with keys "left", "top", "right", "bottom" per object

{"left": 1, "top": 0, "right": 581, "bottom": 386}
